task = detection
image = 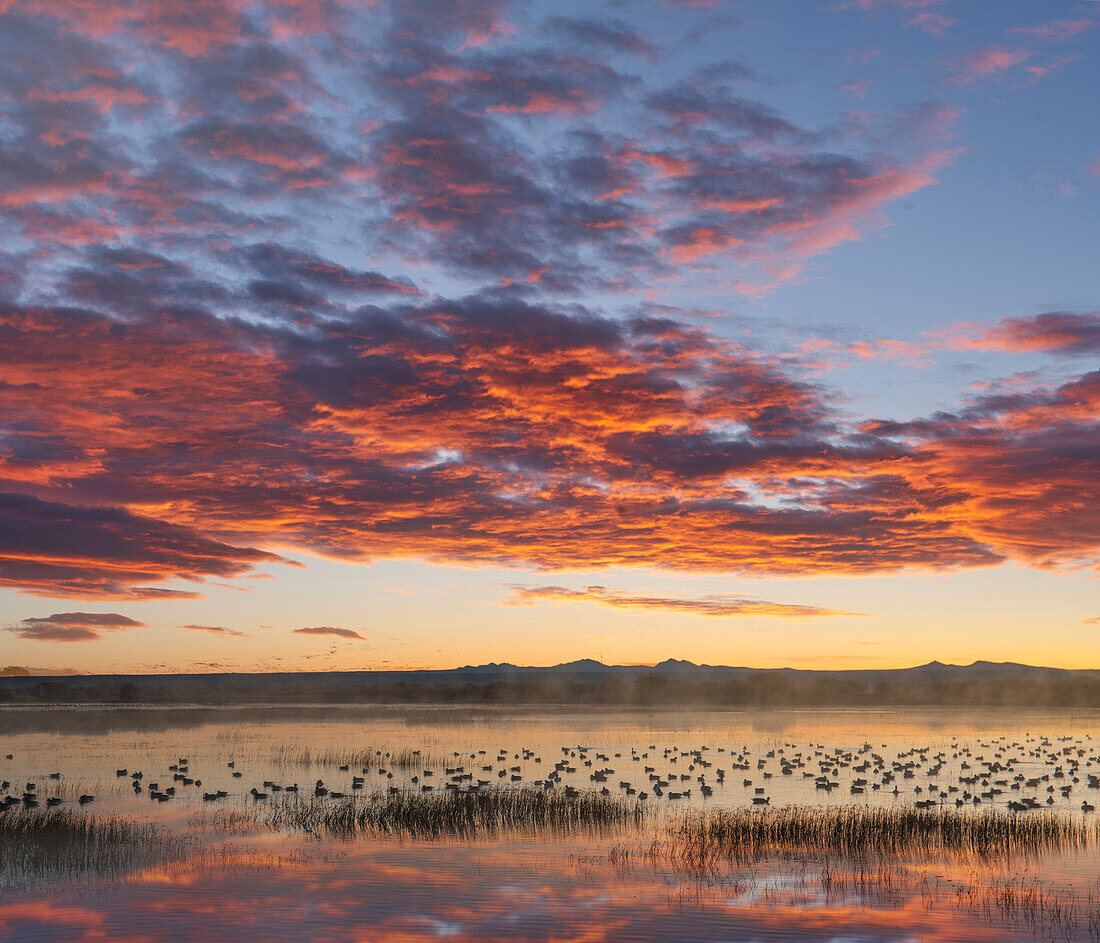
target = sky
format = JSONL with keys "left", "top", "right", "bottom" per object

{"left": 0, "top": 0, "right": 1097, "bottom": 675}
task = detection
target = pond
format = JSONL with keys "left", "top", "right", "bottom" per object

{"left": 3, "top": 705, "right": 1100, "bottom": 942}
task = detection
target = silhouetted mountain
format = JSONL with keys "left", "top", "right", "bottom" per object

{"left": 0, "top": 658, "right": 1096, "bottom": 700}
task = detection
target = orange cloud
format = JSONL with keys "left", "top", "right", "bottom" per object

{"left": 665, "top": 228, "right": 744, "bottom": 263}
{"left": 506, "top": 585, "right": 865, "bottom": 618}
{"left": 936, "top": 312, "right": 1100, "bottom": 355}
{"left": 3, "top": 295, "right": 1096, "bottom": 590}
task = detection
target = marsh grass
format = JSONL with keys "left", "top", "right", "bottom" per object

{"left": 0, "top": 806, "right": 186, "bottom": 891}
{"left": 262, "top": 786, "right": 647, "bottom": 837}
{"left": 665, "top": 806, "right": 1094, "bottom": 867}
{"left": 188, "top": 807, "right": 262, "bottom": 833}
{"left": 271, "top": 745, "right": 443, "bottom": 770}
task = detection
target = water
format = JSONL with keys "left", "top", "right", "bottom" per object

{"left": 4, "top": 705, "right": 1100, "bottom": 941}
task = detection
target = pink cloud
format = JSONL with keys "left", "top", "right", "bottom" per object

{"left": 941, "top": 46, "right": 1033, "bottom": 85}
{"left": 1009, "top": 18, "right": 1097, "bottom": 43}
{"left": 906, "top": 13, "right": 957, "bottom": 36}
{"left": 836, "top": 0, "right": 948, "bottom": 10}
{"left": 770, "top": 148, "right": 960, "bottom": 260}
{"left": 1021, "top": 55, "right": 1080, "bottom": 86}
{"left": 835, "top": 80, "right": 872, "bottom": 98}
{"left": 846, "top": 338, "right": 937, "bottom": 368}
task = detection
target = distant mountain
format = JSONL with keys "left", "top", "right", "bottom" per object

{"left": 0, "top": 658, "right": 1095, "bottom": 692}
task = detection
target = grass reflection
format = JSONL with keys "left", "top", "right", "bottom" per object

{"left": 0, "top": 806, "right": 186, "bottom": 891}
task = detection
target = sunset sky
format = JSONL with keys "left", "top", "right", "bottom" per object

{"left": 0, "top": 0, "right": 1097, "bottom": 674}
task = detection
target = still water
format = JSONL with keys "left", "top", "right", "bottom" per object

{"left": 3, "top": 705, "right": 1100, "bottom": 942}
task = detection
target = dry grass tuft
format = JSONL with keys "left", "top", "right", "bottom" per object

{"left": 667, "top": 805, "right": 1093, "bottom": 865}
{"left": 263, "top": 786, "right": 647, "bottom": 837}
{"left": 271, "top": 745, "right": 443, "bottom": 770}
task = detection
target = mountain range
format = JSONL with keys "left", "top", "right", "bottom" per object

{"left": 0, "top": 658, "right": 1095, "bottom": 692}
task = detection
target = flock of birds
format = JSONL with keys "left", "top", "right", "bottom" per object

{"left": 3, "top": 735, "right": 1100, "bottom": 814}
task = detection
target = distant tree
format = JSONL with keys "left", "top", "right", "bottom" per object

{"left": 119, "top": 682, "right": 141, "bottom": 703}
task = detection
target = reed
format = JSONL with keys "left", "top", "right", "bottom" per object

{"left": 270, "top": 745, "right": 443, "bottom": 770}
{"left": 667, "top": 805, "right": 1094, "bottom": 863}
{"left": 187, "top": 807, "right": 261, "bottom": 833}
{"left": 0, "top": 805, "right": 185, "bottom": 890}
{"left": 263, "top": 786, "right": 647, "bottom": 837}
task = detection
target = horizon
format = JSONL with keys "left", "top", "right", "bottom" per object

{"left": 3, "top": 656, "right": 1097, "bottom": 680}
{"left": 0, "top": 0, "right": 1097, "bottom": 674}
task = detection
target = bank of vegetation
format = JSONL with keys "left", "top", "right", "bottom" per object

{"left": 5, "top": 672, "right": 1100, "bottom": 708}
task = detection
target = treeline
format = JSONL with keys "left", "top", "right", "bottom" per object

{"left": 5, "top": 672, "right": 1100, "bottom": 707}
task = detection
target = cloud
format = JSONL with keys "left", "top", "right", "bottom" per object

{"left": 906, "top": 13, "right": 957, "bottom": 36}
{"left": 544, "top": 16, "right": 659, "bottom": 62}
{"left": 0, "top": 493, "right": 289, "bottom": 599}
{"left": 1009, "top": 18, "right": 1097, "bottom": 44}
{"left": 181, "top": 624, "right": 249, "bottom": 637}
{"left": 939, "top": 312, "right": 1100, "bottom": 355}
{"left": 237, "top": 243, "right": 421, "bottom": 297}
{"left": 294, "top": 625, "right": 367, "bottom": 640}
{"left": 0, "top": 665, "right": 83, "bottom": 676}
{"left": 507, "top": 585, "right": 865, "bottom": 618}
{"left": 1081, "top": 617, "right": 1100, "bottom": 627}
{"left": 814, "top": 311, "right": 1100, "bottom": 367}
{"left": 1, "top": 289, "right": 1097, "bottom": 582}
{"left": 0, "top": 0, "right": 1093, "bottom": 597}
{"left": 833, "top": 0, "right": 947, "bottom": 11}
{"left": 0, "top": 0, "right": 960, "bottom": 301}
{"left": 6, "top": 612, "right": 145, "bottom": 642}
{"left": 835, "top": 80, "right": 872, "bottom": 98}
{"left": 940, "top": 46, "right": 1033, "bottom": 85}
{"left": 859, "top": 370, "right": 1100, "bottom": 569}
